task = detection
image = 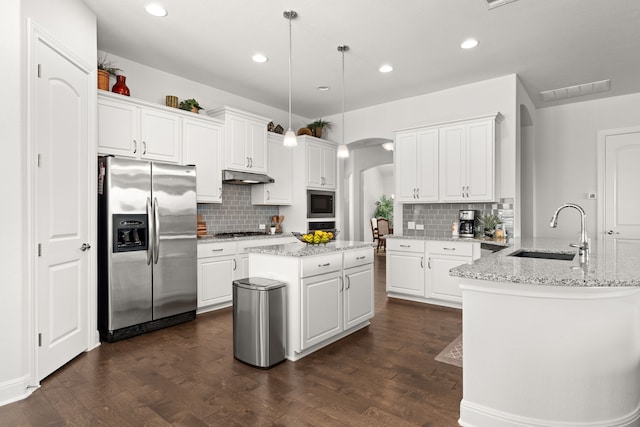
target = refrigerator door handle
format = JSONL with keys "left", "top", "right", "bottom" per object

{"left": 146, "top": 197, "right": 153, "bottom": 265}
{"left": 153, "top": 197, "right": 160, "bottom": 264}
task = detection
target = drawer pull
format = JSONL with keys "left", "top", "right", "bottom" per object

{"left": 356, "top": 256, "right": 366, "bottom": 260}
{"left": 318, "top": 263, "right": 330, "bottom": 267}
{"left": 400, "top": 244, "right": 410, "bottom": 248}
{"left": 211, "top": 248, "right": 224, "bottom": 252}
{"left": 443, "top": 247, "right": 456, "bottom": 251}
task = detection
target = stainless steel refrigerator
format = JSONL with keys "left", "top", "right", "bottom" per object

{"left": 98, "top": 156, "right": 197, "bottom": 342}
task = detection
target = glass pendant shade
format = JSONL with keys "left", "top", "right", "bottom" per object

{"left": 337, "top": 143, "right": 349, "bottom": 158}
{"left": 283, "top": 129, "right": 297, "bottom": 147}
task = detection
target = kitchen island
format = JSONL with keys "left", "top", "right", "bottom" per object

{"left": 451, "top": 238, "right": 640, "bottom": 427}
{"left": 246, "top": 241, "right": 375, "bottom": 361}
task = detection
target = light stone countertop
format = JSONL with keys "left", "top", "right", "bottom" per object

{"left": 387, "top": 234, "right": 511, "bottom": 247}
{"left": 450, "top": 237, "right": 640, "bottom": 287}
{"left": 245, "top": 240, "right": 375, "bottom": 257}
{"left": 197, "top": 233, "right": 293, "bottom": 243}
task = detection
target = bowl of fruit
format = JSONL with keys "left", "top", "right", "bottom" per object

{"left": 293, "top": 230, "right": 339, "bottom": 245}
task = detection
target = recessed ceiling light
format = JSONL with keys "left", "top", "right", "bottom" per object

{"left": 461, "top": 38, "right": 479, "bottom": 49}
{"left": 145, "top": 4, "right": 167, "bottom": 17}
{"left": 252, "top": 54, "right": 268, "bottom": 63}
{"left": 379, "top": 64, "right": 393, "bottom": 73}
{"left": 317, "top": 86, "right": 330, "bottom": 91}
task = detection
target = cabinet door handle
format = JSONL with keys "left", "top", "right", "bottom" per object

{"left": 346, "top": 275, "right": 351, "bottom": 290}
{"left": 465, "top": 185, "right": 469, "bottom": 198}
{"left": 339, "top": 276, "right": 344, "bottom": 291}
{"left": 416, "top": 188, "right": 420, "bottom": 199}
{"left": 427, "top": 257, "right": 431, "bottom": 269}
{"left": 133, "top": 140, "right": 137, "bottom": 154}
{"left": 233, "top": 259, "right": 237, "bottom": 270}
{"left": 249, "top": 157, "right": 253, "bottom": 168}
{"left": 318, "top": 263, "right": 330, "bottom": 267}
{"left": 142, "top": 141, "right": 147, "bottom": 155}
{"left": 421, "top": 256, "right": 424, "bottom": 268}
{"left": 267, "top": 190, "right": 270, "bottom": 200}
{"left": 356, "top": 256, "right": 366, "bottom": 260}
{"left": 218, "top": 187, "right": 222, "bottom": 198}
{"left": 246, "top": 157, "right": 250, "bottom": 168}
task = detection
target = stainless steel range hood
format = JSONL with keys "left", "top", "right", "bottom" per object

{"left": 222, "top": 169, "right": 274, "bottom": 185}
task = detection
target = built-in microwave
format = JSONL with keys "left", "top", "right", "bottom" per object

{"left": 307, "top": 190, "right": 335, "bottom": 218}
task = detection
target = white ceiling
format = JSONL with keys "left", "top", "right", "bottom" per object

{"left": 82, "top": 0, "right": 640, "bottom": 119}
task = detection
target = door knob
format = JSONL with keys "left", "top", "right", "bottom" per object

{"left": 607, "top": 230, "right": 620, "bottom": 235}
{"left": 80, "top": 243, "right": 91, "bottom": 251}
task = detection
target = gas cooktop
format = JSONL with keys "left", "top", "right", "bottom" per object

{"left": 213, "top": 231, "right": 270, "bottom": 238}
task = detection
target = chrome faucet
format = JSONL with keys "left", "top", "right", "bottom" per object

{"left": 549, "top": 203, "right": 589, "bottom": 263}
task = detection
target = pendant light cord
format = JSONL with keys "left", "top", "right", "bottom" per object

{"left": 341, "top": 47, "right": 345, "bottom": 147}
{"left": 288, "top": 13, "right": 293, "bottom": 131}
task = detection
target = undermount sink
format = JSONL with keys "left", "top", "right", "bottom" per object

{"left": 508, "top": 249, "right": 576, "bottom": 261}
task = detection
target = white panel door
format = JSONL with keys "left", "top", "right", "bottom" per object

{"left": 140, "top": 108, "right": 180, "bottom": 163}
{"left": 182, "top": 118, "right": 223, "bottom": 203}
{"left": 416, "top": 128, "right": 439, "bottom": 201}
{"left": 439, "top": 124, "right": 466, "bottom": 202}
{"left": 36, "top": 39, "right": 89, "bottom": 380}
{"left": 301, "top": 272, "right": 342, "bottom": 349}
{"left": 605, "top": 131, "right": 640, "bottom": 239}
{"left": 395, "top": 132, "right": 419, "bottom": 201}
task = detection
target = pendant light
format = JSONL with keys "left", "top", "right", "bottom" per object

{"left": 337, "top": 45, "right": 350, "bottom": 158}
{"left": 283, "top": 10, "right": 298, "bottom": 147}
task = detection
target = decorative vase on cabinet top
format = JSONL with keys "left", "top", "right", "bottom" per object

{"left": 112, "top": 75, "right": 130, "bottom": 96}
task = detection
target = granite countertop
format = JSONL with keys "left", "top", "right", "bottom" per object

{"left": 245, "top": 240, "right": 375, "bottom": 257}
{"left": 450, "top": 237, "right": 640, "bottom": 287}
{"left": 387, "top": 234, "right": 511, "bottom": 247}
{"left": 197, "top": 233, "right": 293, "bottom": 243}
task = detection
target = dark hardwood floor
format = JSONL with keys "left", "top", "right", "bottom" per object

{"left": 1, "top": 252, "right": 462, "bottom": 426}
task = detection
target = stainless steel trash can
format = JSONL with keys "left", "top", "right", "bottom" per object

{"left": 233, "top": 277, "right": 286, "bottom": 368}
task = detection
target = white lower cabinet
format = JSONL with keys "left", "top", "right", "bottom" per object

{"left": 387, "top": 238, "right": 480, "bottom": 308}
{"left": 344, "top": 264, "right": 374, "bottom": 329}
{"left": 197, "top": 241, "right": 237, "bottom": 311}
{"left": 302, "top": 271, "right": 343, "bottom": 349}
{"left": 386, "top": 239, "right": 426, "bottom": 296}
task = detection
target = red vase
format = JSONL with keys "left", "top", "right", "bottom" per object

{"left": 112, "top": 75, "right": 130, "bottom": 96}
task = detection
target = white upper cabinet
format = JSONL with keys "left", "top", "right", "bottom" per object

{"left": 394, "top": 113, "right": 498, "bottom": 203}
{"left": 207, "top": 106, "right": 269, "bottom": 173}
{"left": 97, "top": 92, "right": 180, "bottom": 163}
{"left": 395, "top": 128, "right": 439, "bottom": 202}
{"left": 252, "top": 133, "right": 293, "bottom": 205}
{"left": 439, "top": 117, "right": 495, "bottom": 202}
{"left": 306, "top": 140, "right": 337, "bottom": 190}
{"left": 182, "top": 117, "right": 224, "bottom": 203}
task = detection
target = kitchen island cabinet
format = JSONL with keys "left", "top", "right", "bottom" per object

{"left": 452, "top": 238, "right": 640, "bottom": 427}
{"left": 247, "top": 242, "right": 374, "bottom": 361}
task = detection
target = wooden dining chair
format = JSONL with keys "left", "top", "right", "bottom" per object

{"left": 370, "top": 218, "right": 379, "bottom": 243}
{"left": 376, "top": 218, "right": 390, "bottom": 253}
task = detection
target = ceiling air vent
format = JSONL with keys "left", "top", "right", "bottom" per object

{"left": 481, "top": 0, "right": 519, "bottom": 9}
{"left": 539, "top": 79, "right": 611, "bottom": 102}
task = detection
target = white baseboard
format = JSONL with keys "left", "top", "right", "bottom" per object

{"left": 0, "top": 374, "right": 37, "bottom": 407}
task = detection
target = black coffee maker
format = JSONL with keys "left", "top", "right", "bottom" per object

{"left": 458, "top": 210, "right": 477, "bottom": 238}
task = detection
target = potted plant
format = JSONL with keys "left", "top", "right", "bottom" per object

{"left": 479, "top": 213, "right": 502, "bottom": 237}
{"left": 307, "top": 119, "right": 332, "bottom": 139}
{"left": 374, "top": 194, "right": 394, "bottom": 226}
{"left": 97, "top": 54, "right": 121, "bottom": 91}
{"left": 179, "top": 98, "right": 203, "bottom": 114}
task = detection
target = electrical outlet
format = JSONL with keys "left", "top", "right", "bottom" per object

{"left": 416, "top": 224, "right": 424, "bottom": 230}
{"left": 259, "top": 224, "right": 266, "bottom": 230}
{"left": 587, "top": 193, "right": 597, "bottom": 200}
{"left": 408, "top": 221, "right": 416, "bottom": 230}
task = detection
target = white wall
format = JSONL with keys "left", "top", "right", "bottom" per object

{"left": 535, "top": 92, "right": 640, "bottom": 239}
{"left": 1, "top": 0, "right": 96, "bottom": 406}
{"left": 99, "top": 52, "right": 311, "bottom": 131}
{"left": 516, "top": 77, "right": 537, "bottom": 238}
